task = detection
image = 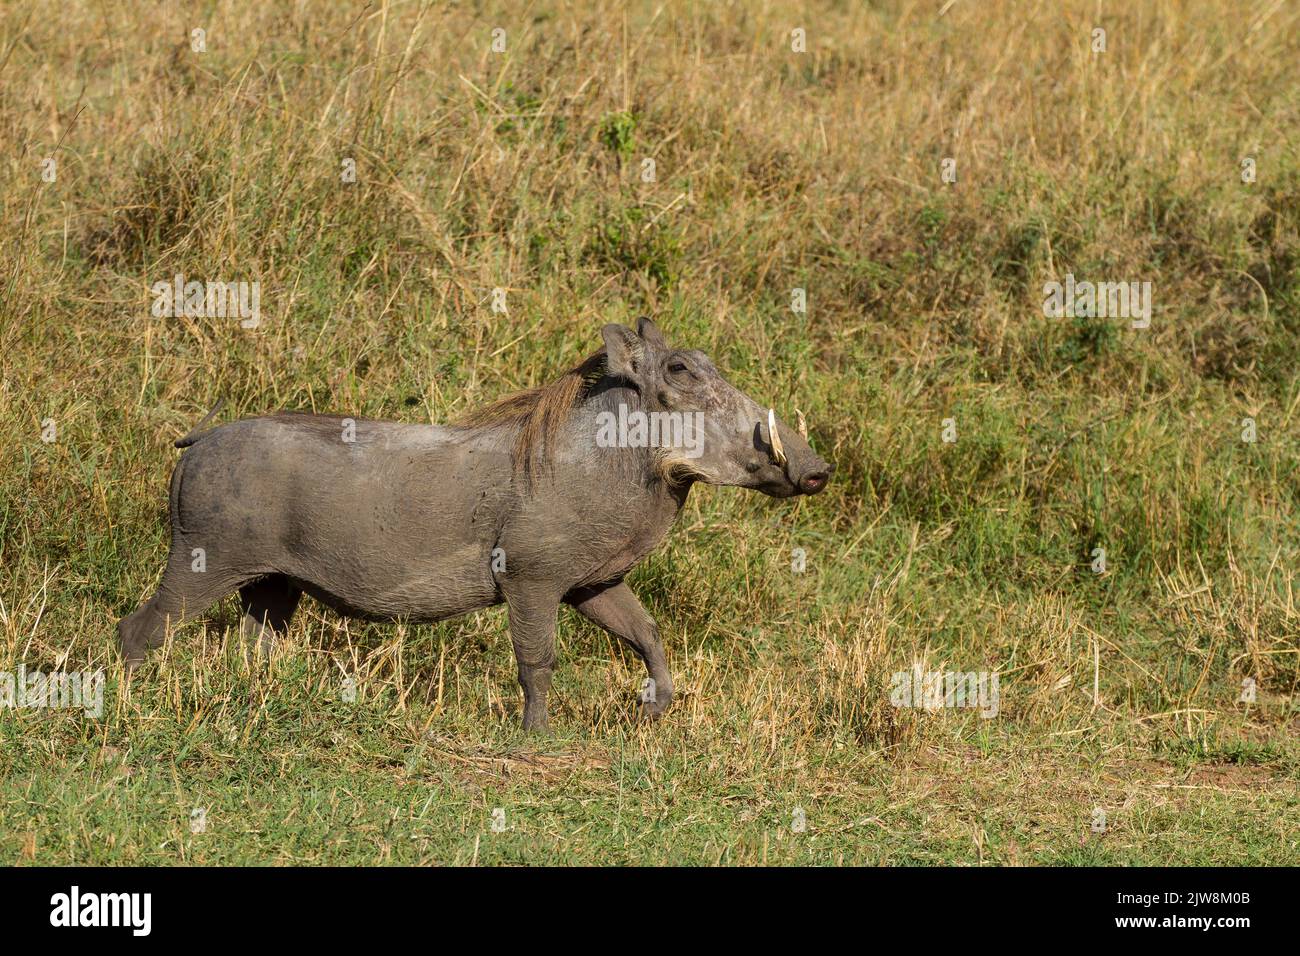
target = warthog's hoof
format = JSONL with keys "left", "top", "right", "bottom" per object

{"left": 117, "top": 614, "right": 156, "bottom": 675}
{"left": 521, "top": 708, "right": 551, "bottom": 734}
{"left": 119, "top": 646, "right": 146, "bottom": 676}
{"left": 118, "top": 639, "right": 145, "bottom": 675}
{"left": 635, "top": 686, "right": 674, "bottom": 722}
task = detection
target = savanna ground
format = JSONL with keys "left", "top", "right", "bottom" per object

{"left": 1, "top": 0, "right": 1298, "bottom": 865}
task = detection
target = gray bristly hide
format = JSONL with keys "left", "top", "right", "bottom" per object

{"left": 118, "top": 318, "right": 833, "bottom": 730}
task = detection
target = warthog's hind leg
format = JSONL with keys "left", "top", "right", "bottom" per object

{"left": 118, "top": 544, "right": 248, "bottom": 670}
{"left": 238, "top": 575, "right": 303, "bottom": 658}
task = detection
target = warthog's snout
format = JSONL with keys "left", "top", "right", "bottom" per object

{"left": 795, "top": 459, "right": 833, "bottom": 495}
{"left": 743, "top": 414, "right": 834, "bottom": 498}
{"left": 756, "top": 407, "right": 833, "bottom": 497}
{"left": 782, "top": 444, "right": 833, "bottom": 496}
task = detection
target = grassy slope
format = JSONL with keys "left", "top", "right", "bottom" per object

{"left": 1, "top": 0, "right": 1297, "bottom": 865}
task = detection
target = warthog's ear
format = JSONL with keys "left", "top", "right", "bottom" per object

{"left": 636, "top": 316, "right": 667, "bottom": 349}
{"left": 602, "top": 323, "right": 645, "bottom": 382}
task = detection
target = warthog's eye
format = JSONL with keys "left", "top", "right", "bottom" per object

{"left": 668, "top": 362, "right": 688, "bottom": 373}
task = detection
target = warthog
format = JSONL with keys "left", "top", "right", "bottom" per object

{"left": 119, "top": 319, "right": 832, "bottom": 728}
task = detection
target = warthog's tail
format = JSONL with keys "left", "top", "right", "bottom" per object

{"left": 174, "top": 399, "right": 226, "bottom": 448}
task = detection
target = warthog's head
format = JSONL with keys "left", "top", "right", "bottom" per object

{"left": 602, "top": 319, "right": 833, "bottom": 497}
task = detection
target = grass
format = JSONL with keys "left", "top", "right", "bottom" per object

{"left": 1, "top": 0, "right": 1298, "bottom": 865}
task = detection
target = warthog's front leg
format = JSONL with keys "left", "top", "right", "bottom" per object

{"left": 565, "top": 580, "right": 674, "bottom": 720}
{"left": 503, "top": 585, "right": 560, "bottom": 731}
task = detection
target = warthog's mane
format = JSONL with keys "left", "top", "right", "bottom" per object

{"left": 454, "top": 347, "right": 614, "bottom": 477}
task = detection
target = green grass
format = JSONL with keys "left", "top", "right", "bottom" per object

{"left": 1, "top": 0, "right": 1298, "bottom": 865}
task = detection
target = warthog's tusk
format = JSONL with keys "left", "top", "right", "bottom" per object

{"left": 768, "top": 408, "right": 787, "bottom": 467}
{"left": 795, "top": 407, "right": 808, "bottom": 441}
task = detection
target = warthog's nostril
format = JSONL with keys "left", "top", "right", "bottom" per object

{"left": 799, "top": 469, "right": 830, "bottom": 494}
